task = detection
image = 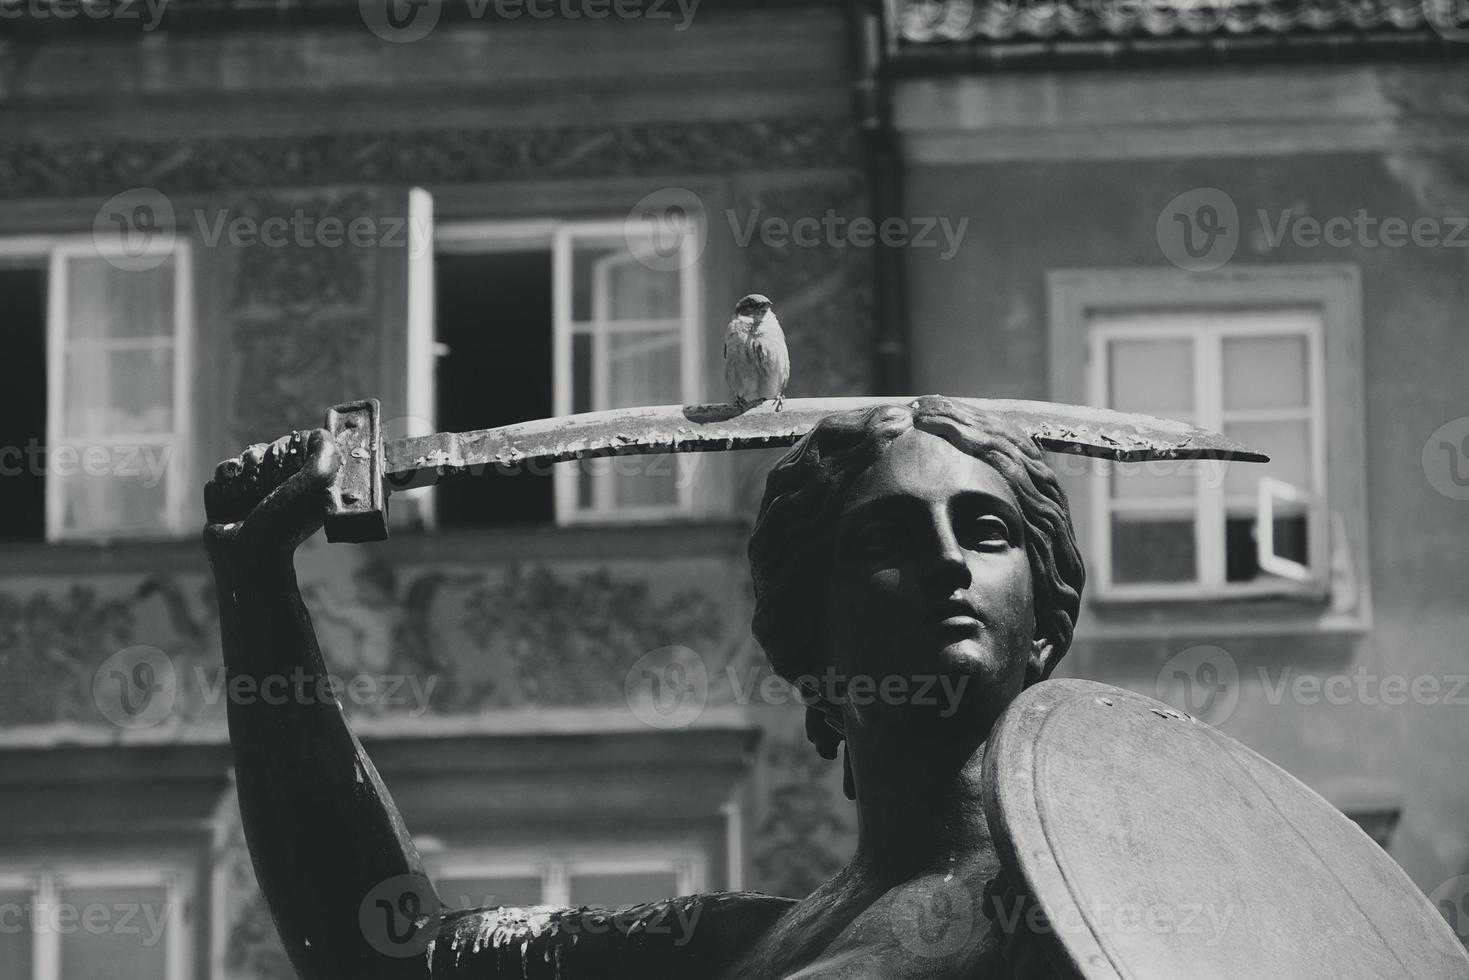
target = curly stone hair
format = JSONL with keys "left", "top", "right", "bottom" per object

{"left": 747, "top": 396, "right": 1086, "bottom": 787}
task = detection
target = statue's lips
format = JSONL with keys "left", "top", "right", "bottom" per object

{"left": 929, "top": 598, "right": 986, "bottom": 632}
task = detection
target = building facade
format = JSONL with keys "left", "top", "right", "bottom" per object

{"left": 0, "top": 0, "right": 1465, "bottom": 976}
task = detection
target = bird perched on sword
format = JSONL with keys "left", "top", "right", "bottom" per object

{"left": 723, "top": 293, "right": 790, "bottom": 411}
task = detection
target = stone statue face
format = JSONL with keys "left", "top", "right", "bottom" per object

{"left": 824, "top": 427, "right": 1042, "bottom": 739}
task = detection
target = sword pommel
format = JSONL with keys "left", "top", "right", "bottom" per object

{"left": 324, "top": 399, "right": 388, "bottom": 544}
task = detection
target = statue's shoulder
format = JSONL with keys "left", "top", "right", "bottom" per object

{"left": 429, "top": 891, "right": 797, "bottom": 979}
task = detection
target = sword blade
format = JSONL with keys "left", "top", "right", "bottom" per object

{"left": 382, "top": 397, "right": 1267, "bottom": 491}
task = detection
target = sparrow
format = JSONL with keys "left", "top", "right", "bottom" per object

{"left": 723, "top": 293, "right": 790, "bottom": 411}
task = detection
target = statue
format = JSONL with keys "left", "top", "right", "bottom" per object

{"left": 204, "top": 395, "right": 1468, "bottom": 979}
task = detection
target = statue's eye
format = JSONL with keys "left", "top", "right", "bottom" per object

{"left": 962, "top": 515, "right": 1012, "bottom": 549}
{"left": 854, "top": 521, "right": 901, "bottom": 558}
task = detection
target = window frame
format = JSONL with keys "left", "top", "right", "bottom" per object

{"left": 1047, "top": 264, "right": 1371, "bottom": 635}
{"left": 0, "top": 233, "right": 193, "bottom": 544}
{"left": 426, "top": 840, "right": 705, "bottom": 909}
{"left": 431, "top": 217, "right": 704, "bottom": 527}
{"left": 552, "top": 219, "right": 703, "bottom": 525}
{"left": 0, "top": 865, "right": 191, "bottom": 980}
{"left": 1086, "top": 310, "right": 1329, "bottom": 600}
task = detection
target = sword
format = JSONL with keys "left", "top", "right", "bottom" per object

{"left": 308, "top": 397, "right": 1266, "bottom": 544}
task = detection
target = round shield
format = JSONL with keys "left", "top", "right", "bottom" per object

{"left": 982, "top": 678, "right": 1469, "bottom": 979}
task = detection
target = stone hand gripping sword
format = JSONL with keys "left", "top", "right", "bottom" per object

{"left": 206, "top": 397, "right": 1267, "bottom": 544}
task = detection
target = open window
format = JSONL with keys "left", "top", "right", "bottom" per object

{"left": 553, "top": 221, "right": 702, "bottom": 523}
{"left": 1048, "top": 265, "right": 1369, "bottom": 631}
{"left": 432, "top": 218, "right": 702, "bottom": 528}
{"left": 1087, "top": 310, "right": 1327, "bottom": 599}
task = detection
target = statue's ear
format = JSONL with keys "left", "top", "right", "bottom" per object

{"left": 1026, "top": 635, "right": 1056, "bottom": 685}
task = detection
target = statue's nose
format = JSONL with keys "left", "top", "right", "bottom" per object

{"left": 922, "top": 518, "right": 971, "bottom": 594}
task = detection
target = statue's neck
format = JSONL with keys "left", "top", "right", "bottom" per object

{"left": 846, "top": 726, "right": 998, "bottom": 882}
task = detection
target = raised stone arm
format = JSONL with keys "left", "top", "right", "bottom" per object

{"left": 204, "top": 429, "right": 441, "bottom": 979}
{"left": 202, "top": 428, "right": 794, "bottom": 980}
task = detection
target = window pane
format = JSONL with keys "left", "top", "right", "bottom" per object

{"left": 570, "top": 239, "right": 680, "bottom": 323}
{"left": 1226, "top": 510, "right": 1310, "bottom": 582}
{"left": 58, "top": 454, "right": 172, "bottom": 536}
{"left": 0, "top": 888, "right": 32, "bottom": 977}
{"left": 1109, "top": 459, "right": 1200, "bottom": 500}
{"left": 63, "top": 349, "right": 173, "bottom": 435}
{"left": 1111, "top": 514, "right": 1196, "bottom": 584}
{"left": 1107, "top": 339, "right": 1192, "bottom": 414}
{"left": 1222, "top": 334, "right": 1308, "bottom": 410}
{"left": 1222, "top": 421, "right": 1311, "bottom": 497}
{"left": 613, "top": 455, "right": 678, "bottom": 509}
{"left": 437, "top": 875, "right": 543, "bottom": 910}
{"left": 568, "top": 871, "right": 679, "bottom": 911}
{"left": 607, "top": 331, "right": 680, "bottom": 408}
{"left": 571, "top": 334, "right": 593, "bottom": 415}
{"left": 65, "top": 255, "right": 175, "bottom": 341}
{"left": 604, "top": 258, "right": 679, "bottom": 321}
{"left": 57, "top": 884, "right": 170, "bottom": 980}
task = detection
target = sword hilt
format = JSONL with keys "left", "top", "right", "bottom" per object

{"left": 323, "top": 399, "right": 389, "bottom": 544}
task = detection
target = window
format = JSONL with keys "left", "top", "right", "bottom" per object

{"left": 0, "top": 235, "right": 191, "bottom": 543}
{"left": 431, "top": 219, "right": 702, "bottom": 527}
{"left": 554, "top": 223, "right": 701, "bottom": 522}
{"left": 1088, "top": 310, "right": 1326, "bottom": 598}
{"left": 0, "top": 868, "right": 189, "bottom": 980}
{"left": 427, "top": 844, "right": 703, "bottom": 911}
{"left": 1048, "top": 265, "right": 1369, "bottom": 627}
